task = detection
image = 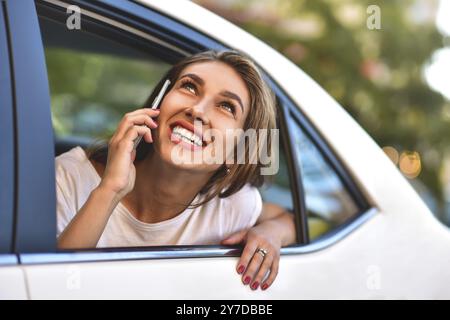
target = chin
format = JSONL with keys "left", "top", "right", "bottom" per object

{"left": 155, "top": 140, "right": 220, "bottom": 173}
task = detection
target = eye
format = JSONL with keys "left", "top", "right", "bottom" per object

{"left": 180, "top": 79, "right": 197, "bottom": 95}
{"left": 219, "top": 101, "right": 236, "bottom": 115}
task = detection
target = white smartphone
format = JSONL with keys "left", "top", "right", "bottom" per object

{"left": 133, "top": 79, "right": 171, "bottom": 149}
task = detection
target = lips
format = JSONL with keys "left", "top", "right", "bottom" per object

{"left": 168, "top": 119, "right": 208, "bottom": 150}
{"left": 170, "top": 120, "right": 204, "bottom": 141}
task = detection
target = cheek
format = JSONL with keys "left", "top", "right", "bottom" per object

{"left": 155, "top": 94, "right": 184, "bottom": 130}
{"left": 159, "top": 94, "right": 179, "bottom": 115}
{"left": 206, "top": 125, "right": 242, "bottom": 160}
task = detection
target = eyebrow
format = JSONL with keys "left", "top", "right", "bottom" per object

{"left": 179, "top": 73, "right": 244, "bottom": 112}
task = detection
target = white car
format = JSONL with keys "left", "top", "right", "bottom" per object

{"left": 1, "top": 0, "right": 449, "bottom": 299}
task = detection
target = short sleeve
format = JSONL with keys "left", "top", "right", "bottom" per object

{"left": 222, "top": 184, "right": 263, "bottom": 236}
{"left": 55, "top": 160, "right": 78, "bottom": 237}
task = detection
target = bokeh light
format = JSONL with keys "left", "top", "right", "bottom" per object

{"left": 382, "top": 146, "right": 399, "bottom": 165}
{"left": 399, "top": 151, "right": 422, "bottom": 179}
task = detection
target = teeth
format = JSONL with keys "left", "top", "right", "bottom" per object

{"left": 172, "top": 125, "right": 203, "bottom": 147}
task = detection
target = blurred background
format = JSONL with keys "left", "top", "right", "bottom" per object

{"left": 193, "top": 0, "right": 450, "bottom": 227}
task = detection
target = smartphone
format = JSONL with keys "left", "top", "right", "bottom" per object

{"left": 133, "top": 79, "right": 171, "bottom": 149}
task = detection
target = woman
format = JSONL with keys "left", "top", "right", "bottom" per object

{"left": 56, "top": 50, "right": 296, "bottom": 291}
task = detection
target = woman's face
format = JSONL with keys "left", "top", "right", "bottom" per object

{"left": 152, "top": 61, "right": 250, "bottom": 173}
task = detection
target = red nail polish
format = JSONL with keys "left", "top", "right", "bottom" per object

{"left": 243, "top": 276, "right": 251, "bottom": 285}
{"left": 237, "top": 265, "right": 245, "bottom": 274}
{"left": 262, "top": 283, "right": 269, "bottom": 290}
{"left": 251, "top": 282, "right": 259, "bottom": 290}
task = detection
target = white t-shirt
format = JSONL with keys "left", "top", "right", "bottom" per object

{"left": 55, "top": 147, "right": 262, "bottom": 247}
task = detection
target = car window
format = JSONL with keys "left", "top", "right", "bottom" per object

{"left": 37, "top": 7, "right": 300, "bottom": 249}
{"left": 37, "top": 15, "right": 171, "bottom": 153}
{"left": 259, "top": 132, "right": 294, "bottom": 213}
{"left": 289, "top": 117, "right": 359, "bottom": 240}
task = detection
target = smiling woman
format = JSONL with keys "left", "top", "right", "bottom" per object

{"left": 55, "top": 50, "right": 296, "bottom": 291}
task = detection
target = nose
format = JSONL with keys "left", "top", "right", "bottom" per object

{"left": 185, "top": 99, "right": 210, "bottom": 125}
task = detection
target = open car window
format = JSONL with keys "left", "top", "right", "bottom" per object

{"left": 37, "top": 2, "right": 297, "bottom": 249}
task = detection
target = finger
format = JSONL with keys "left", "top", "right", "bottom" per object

{"left": 236, "top": 241, "right": 258, "bottom": 276}
{"left": 252, "top": 253, "right": 274, "bottom": 290}
{"left": 116, "top": 114, "right": 158, "bottom": 140}
{"left": 115, "top": 114, "right": 158, "bottom": 142}
{"left": 221, "top": 230, "right": 247, "bottom": 245}
{"left": 133, "top": 125, "right": 153, "bottom": 144}
{"left": 261, "top": 255, "right": 279, "bottom": 290}
{"left": 126, "top": 108, "right": 160, "bottom": 118}
{"left": 242, "top": 249, "right": 264, "bottom": 289}
{"left": 121, "top": 125, "right": 152, "bottom": 150}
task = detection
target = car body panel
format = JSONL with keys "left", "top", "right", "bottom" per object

{"left": 0, "top": 267, "right": 28, "bottom": 299}
{"left": 0, "top": 256, "right": 27, "bottom": 299}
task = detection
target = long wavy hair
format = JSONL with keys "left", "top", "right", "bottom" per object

{"left": 87, "top": 50, "right": 277, "bottom": 207}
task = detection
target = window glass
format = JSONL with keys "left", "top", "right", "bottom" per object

{"left": 38, "top": 16, "right": 171, "bottom": 151}
{"left": 290, "top": 118, "right": 359, "bottom": 240}
{"left": 259, "top": 134, "right": 294, "bottom": 213}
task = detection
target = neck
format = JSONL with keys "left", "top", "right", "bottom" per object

{"left": 122, "top": 151, "right": 212, "bottom": 224}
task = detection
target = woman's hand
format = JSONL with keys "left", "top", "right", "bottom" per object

{"left": 99, "top": 108, "right": 159, "bottom": 199}
{"left": 221, "top": 203, "right": 296, "bottom": 291}
{"left": 222, "top": 224, "right": 282, "bottom": 291}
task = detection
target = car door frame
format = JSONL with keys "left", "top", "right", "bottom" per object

{"left": 0, "top": 0, "right": 16, "bottom": 262}
{"left": 15, "top": 0, "right": 376, "bottom": 266}
{"left": 4, "top": 0, "right": 56, "bottom": 255}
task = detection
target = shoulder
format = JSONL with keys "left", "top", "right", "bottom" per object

{"left": 55, "top": 146, "right": 100, "bottom": 191}
{"left": 225, "top": 184, "right": 262, "bottom": 209}
{"left": 55, "top": 146, "right": 89, "bottom": 171}
{"left": 55, "top": 146, "right": 100, "bottom": 236}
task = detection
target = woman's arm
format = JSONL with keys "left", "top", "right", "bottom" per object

{"left": 57, "top": 108, "right": 159, "bottom": 249}
{"left": 255, "top": 202, "right": 296, "bottom": 246}
{"left": 221, "top": 202, "right": 296, "bottom": 290}
{"left": 57, "top": 185, "right": 121, "bottom": 249}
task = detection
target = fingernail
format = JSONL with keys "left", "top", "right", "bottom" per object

{"left": 262, "top": 283, "right": 269, "bottom": 290}
{"left": 152, "top": 120, "right": 158, "bottom": 127}
{"left": 251, "top": 282, "right": 259, "bottom": 290}
{"left": 237, "top": 265, "right": 245, "bottom": 274}
{"left": 243, "top": 276, "right": 251, "bottom": 285}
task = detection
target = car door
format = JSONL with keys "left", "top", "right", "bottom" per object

{"left": 16, "top": 0, "right": 378, "bottom": 299}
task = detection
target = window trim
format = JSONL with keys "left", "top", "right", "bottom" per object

{"left": 19, "top": 208, "right": 378, "bottom": 266}
{"left": 0, "top": 254, "right": 18, "bottom": 266}
{"left": 43, "top": 0, "right": 189, "bottom": 57}
{"left": 17, "top": 0, "right": 375, "bottom": 263}
{"left": 275, "top": 96, "right": 309, "bottom": 244}
{"left": 0, "top": 1, "right": 15, "bottom": 255}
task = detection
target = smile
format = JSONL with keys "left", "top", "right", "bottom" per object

{"left": 171, "top": 125, "right": 203, "bottom": 147}
{"left": 168, "top": 120, "right": 207, "bottom": 150}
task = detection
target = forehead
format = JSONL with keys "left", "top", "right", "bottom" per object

{"left": 179, "top": 61, "right": 250, "bottom": 107}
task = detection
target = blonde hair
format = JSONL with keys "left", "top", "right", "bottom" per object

{"left": 88, "top": 50, "right": 277, "bottom": 206}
